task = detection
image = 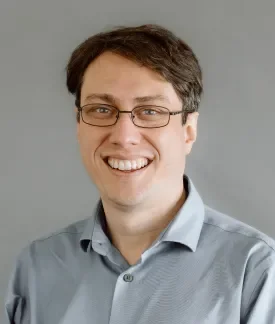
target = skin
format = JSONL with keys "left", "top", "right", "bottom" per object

{"left": 76, "top": 51, "right": 199, "bottom": 264}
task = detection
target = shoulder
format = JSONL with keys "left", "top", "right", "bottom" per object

{"left": 16, "top": 217, "right": 90, "bottom": 266}
{"left": 6, "top": 218, "right": 92, "bottom": 316}
{"left": 34, "top": 217, "right": 88, "bottom": 244}
{"left": 204, "top": 205, "right": 275, "bottom": 254}
{"left": 202, "top": 204, "right": 275, "bottom": 313}
{"left": 202, "top": 206, "right": 275, "bottom": 280}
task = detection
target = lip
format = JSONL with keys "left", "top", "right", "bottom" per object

{"left": 102, "top": 154, "right": 154, "bottom": 162}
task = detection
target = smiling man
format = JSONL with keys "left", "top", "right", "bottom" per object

{"left": 5, "top": 24, "right": 275, "bottom": 324}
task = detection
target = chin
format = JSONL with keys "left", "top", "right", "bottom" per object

{"left": 104, "top": 187, "right": 147, "bottom": 207}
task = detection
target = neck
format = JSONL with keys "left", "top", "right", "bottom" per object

{"left": 101, "top": 182, "right": 187, "bottom": 265}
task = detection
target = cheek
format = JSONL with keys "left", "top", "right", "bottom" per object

{"left": 78, "top": 129, "right": 100, "bottom": 165}
{"left": 155, "top": 129, "right": 186, "bottom": 166}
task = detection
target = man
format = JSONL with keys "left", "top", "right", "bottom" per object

{"left": 5, "top": 24, "right": 275, "bottom": 323}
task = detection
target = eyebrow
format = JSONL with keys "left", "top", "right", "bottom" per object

{"left": 83, "top": 93, "right": 171, "bottom": 105}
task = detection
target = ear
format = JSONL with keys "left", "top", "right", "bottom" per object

{"left": 184, "top": 112, "right": 199, "bottom": 155}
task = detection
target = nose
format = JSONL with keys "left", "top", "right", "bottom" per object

{"left": 108, "top": 112, "right": 141, "bottom": 147}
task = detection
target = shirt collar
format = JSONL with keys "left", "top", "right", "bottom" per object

{"left": 158, "top": 175, "right": 205, "bottom": 252}
{"left": 80, "top": 200, "right": 108, "bottom": 253}
{"left": 80, "top": 175, "right": 205, "bottom": 253}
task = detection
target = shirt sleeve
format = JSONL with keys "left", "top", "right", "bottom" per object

{"left": 241, "top": 250, "right": 275, "bottom": 323}
{"left": 5, "top": 247, "right": 30, "bottom": 324}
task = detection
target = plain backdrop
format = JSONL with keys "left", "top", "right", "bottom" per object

{"left": 1, "top": 0, "right": 275, "bottom": 321}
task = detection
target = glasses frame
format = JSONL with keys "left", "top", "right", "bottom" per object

{"left": 77, "top": 104, "right": 191, "bottom": 128}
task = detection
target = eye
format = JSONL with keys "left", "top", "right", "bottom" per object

{"left": 135, "top": 106, "right": 168, "bottom": 117}
{"left": 84, "top": 105, "right": 115, "bottom": 115}
{"left": 142, "top": 109, "right": 157, "bottom": 115}
{"left": 95, "top": 106, "right": 112, "bottom": 114}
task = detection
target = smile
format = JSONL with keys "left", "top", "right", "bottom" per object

{"left": 104, "top": 157, "right": 152, "bottom": 173}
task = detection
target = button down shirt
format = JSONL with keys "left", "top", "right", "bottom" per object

{"left": 5, "top": 175, "right": 275, "bottom": 323}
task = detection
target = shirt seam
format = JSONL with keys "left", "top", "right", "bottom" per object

{"left": 28, "top": 222, "right": 275, "bottom": 253}
{"left": 203, "top": 221, "right": 275, "bottom": 252}
{"left": 32, "top": 231, "right": 81, "bottom": 243}
{"left": 242, "top": 268, "right": 269, "bottom": 319}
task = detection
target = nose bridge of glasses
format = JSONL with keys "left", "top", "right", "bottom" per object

{"left": 117, "top": 109, "right": 135, "bottom": 122}
{"left": 110, "top": 109, "right": 141, "bottom": 141}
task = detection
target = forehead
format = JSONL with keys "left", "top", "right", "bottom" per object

{"left": 80, "top": 52, "right": 180, "bottom": 105}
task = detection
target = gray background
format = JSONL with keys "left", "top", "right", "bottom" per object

{"left": 1, "top": 0, "right": 274, "bottom": 321}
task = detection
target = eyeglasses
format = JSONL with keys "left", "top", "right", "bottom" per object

{"left": 77, "top": 104, "right": 190, "bottom": 128}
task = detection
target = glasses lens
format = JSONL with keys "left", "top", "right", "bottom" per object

{"left": 132, "top": 106, "right": 170, "bottom": 128}
{"left": 81, "top": 104, "right": 117, "bottom": 126}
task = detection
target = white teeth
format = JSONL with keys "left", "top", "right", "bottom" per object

{"left": 124, "top": 160, "right": 132, "bottom": 170}
{"left": 137, "top": 159, "right": 142, "bottom": 169}
{"left": 132, "top": 160, "right": 137, "bottom": 170}
{"left": 107, "top": 158, "right": 150, "bottom": 171}
{"left": 118, "top": 160, "right": 124, "bottom": 170}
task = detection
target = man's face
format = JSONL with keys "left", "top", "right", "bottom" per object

{"left": 76, "top": 52, "right": 198, "bottom": 206}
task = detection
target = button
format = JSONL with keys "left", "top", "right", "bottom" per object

{"left": 123, "top": 274, "right": 134, "bottom": 282}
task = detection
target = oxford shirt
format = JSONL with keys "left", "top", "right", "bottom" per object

{"left": 5, "top": 175, "right": 275, "bottom": 324}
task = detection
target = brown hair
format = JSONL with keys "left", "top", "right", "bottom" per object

{"left": 66, "top": 24, "right": 203, "bottom": 124}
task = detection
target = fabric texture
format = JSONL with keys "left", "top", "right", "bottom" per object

{"left": 5, "top": 175, "right": 275, "bottom": 323}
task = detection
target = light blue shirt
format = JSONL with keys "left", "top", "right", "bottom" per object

{"left": 5, "top": 175, "right": 275, "bottom": 323}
